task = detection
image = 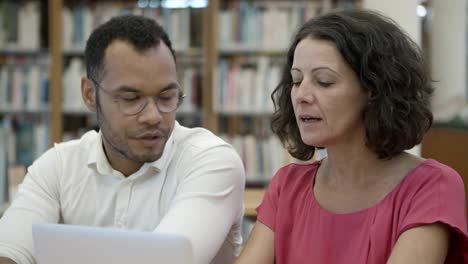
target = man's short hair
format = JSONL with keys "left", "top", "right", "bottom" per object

{"left": 84, "top": 14, "right": 176, "bottom": 83}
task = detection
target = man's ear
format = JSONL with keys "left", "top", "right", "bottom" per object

{"left": 82, "top": 77, "right": 97, "bottom": 112}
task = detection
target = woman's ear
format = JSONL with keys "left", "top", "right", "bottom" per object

{"left": 81, "top": 77, "right": 97, "bottom": 112}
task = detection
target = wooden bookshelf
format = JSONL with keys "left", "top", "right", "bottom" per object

{"left": 202, "top": 0, "right": 219, "bottom": 131}
{"left": 48, "top": 0, "right": 63, "bottom": 144}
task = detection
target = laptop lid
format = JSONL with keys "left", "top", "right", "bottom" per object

{"left": 32, "top": 224, "right": 194, "bottom": 264}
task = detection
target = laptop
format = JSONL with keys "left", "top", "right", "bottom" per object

{"left": 32, "top": 223, "right": 194, "bottom": 264}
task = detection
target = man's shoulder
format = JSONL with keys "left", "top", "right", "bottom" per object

{"left": 23, "top": 130, "right": 99, "bottom": 183}
{"left": 51, "top": 130, "right": 99, "bottom": 158}
{"left": 171, "top": 124, "right": 243, "bottom": 169}
{"left": 54, "top": 130, "right": 98, "bottom": 149}
{"left": 173, "top": 124, "right": 229, "bottom": 151}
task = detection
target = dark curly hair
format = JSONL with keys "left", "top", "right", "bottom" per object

{"left": 84, "top": 14, "right": 176, "bottom": 82}
{"left": 271, "top": 9, "right": 434, "bottom": 160}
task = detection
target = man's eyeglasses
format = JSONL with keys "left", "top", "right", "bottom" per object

{"left": 90, "top": 78, "right": 186, "bottom": 116}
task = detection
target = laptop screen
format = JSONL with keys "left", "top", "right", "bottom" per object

{"left": 32, "top": 224, "right": 194, "bottom": 264}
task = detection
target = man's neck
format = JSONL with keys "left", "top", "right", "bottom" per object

{"left": 107, "top": 154, "right": 143, "bottom": 177}
{"left": 101, "top": 141, "right": 143, "bottom": 177}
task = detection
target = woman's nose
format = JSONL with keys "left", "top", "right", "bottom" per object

{"left": 292, "top": 81, "right": 315, "bottom": 104}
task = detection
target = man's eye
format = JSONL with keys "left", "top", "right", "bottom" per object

{"left": 120, "top": 95, "right": 139, "bottom": 101}
{"left": 159, "top": 96, "right": 175, "bottom": 101}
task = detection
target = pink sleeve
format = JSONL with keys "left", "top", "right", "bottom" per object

{"left": 399, "top": 163, "right": 468, "bottom": 261}
{"left": 255, "top": 169, "right": 284, "bottom": 231}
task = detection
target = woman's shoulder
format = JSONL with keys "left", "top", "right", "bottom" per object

{"left": 268, "top": 160, "right": 321, "bottom": 190}
{"left": 389, "top": 158, "right": 466, "bottom": 225}
{"left": 394, "top": 158, "right": 468, "bottom": 261}
{"left": 403, "top": 159, "right": 464, "bottom": 191}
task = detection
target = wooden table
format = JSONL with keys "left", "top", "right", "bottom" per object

{"left": 0, "top": 190, "right": 267, "bottom": 218}
{"left": 244, "top": 188, "right": 265, "bottom": 218}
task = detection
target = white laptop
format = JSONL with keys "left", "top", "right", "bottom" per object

{"left": 32, "top": 224, "right": 194, "bottom": 264}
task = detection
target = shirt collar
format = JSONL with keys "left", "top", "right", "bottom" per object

{"left": 141, "top": 122, "right": 177, "bottom": 175}
{"left": 87, "top": 131, "right": 116, "bottom": 176}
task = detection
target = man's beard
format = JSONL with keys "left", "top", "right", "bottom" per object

{"left": 96, "top": 102, "right": 168, "bottom": 164}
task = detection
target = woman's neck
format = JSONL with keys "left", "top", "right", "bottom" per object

{"left": 320, "top": 145, "right": 404, "bottom": 189}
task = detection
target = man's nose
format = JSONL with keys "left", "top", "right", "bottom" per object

{"left": 137, "top": 97, "right": 163, "bottom": 124}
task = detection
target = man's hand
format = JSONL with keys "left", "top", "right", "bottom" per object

{"left": 0, "top": 257, "right": 16, "bottom": 264}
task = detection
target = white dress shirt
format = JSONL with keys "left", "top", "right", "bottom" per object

{"left": 0, "top": 122, "right": 245, "bottom": 264}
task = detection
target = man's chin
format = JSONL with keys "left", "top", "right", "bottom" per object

{"left": 130, "top": 152, "right": 163, "bottom": 163}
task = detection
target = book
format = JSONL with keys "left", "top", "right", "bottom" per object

{"left": 0, "top": 1, "right": 41, "bottom": 51}
{"left": 221, "top": 133, "right": 295, "bottom": 184}
{"left": 216, "top": 56, "right": 283, "bottom": 113}
{"left": 0, "top": 120, "right": 7, "bottom": 204}
{"left": 219, "top": 1, "right": 320, "bottom": 51}
{"left": 0, "top": 56, "right": 49, "bottom": 111}
{"left": 63, "top": 2, "right": 194, "bottom": 53}
{"left": 63, "top": 58, "right": 87, "bottom": 112}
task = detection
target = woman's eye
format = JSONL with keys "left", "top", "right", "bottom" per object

{"left": 292, "top": 80, "right": 301, "bottom": 87}
{"left": 317, "top": 80, "right": 333, "bottom": 88}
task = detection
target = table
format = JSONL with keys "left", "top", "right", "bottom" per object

{"left": 244, "top": 188, "right": 265, "bottom": 218}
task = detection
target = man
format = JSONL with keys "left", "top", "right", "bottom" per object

{"left": 0, "top": 15, "right": 245, "bottom": 264}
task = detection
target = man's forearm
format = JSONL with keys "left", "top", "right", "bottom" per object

{"left": 0, "top": 257, "right": 16, "bottom": 264}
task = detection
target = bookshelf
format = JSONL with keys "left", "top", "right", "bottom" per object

{"left": 0, "top": 0, "right": 364, "bottom": 206}
{"left": 0, "top": 0, "right": 50, "bottom": 205}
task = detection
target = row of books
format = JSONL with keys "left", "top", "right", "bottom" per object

{"left": 63, "top": 2, "right": 200, "bottom": 53}
{"left": 0, "top": 1, "right": 41, "bottom": 51}
{"left": 0, "top": 120, "right": 7, "bottom": 205}
{"left": 218, "top": 0, "right": 357, "bottom": 51}
{"left": 178, "top": 65, "right": 202, "bottom": 112}
{"left": 221, "top": 134, "right": 295, "bottom": 184}
{"left": 218, "top": 1, "right": 320, "bottom": 51}
{"left": 62, "top": 58, "right": 201, "bottom": 113}
{"left": 63, "top": 58, "right": 87, "bottom": 112}
{"left": 0, "top": 117, "right": 49, "bottom": 166}
{"left": 0, "top": 118, "right": 48, "bottom": 204}
{"left": 0, "top": 56, "right": 49, "bottom": 111}
{"left": 214, "top": 57, "right": 281, "bottom": 113}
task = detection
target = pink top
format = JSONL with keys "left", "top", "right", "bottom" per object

{"left": 257, "top": 159, "right": 468, "bottom": 263}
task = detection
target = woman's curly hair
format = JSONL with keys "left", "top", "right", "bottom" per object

{"left": 271, "top": 9, "right": 433, "bottom": 160}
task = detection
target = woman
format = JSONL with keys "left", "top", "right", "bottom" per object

{"left": 236, "top": 9, "right": 467, "bottom": 264}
